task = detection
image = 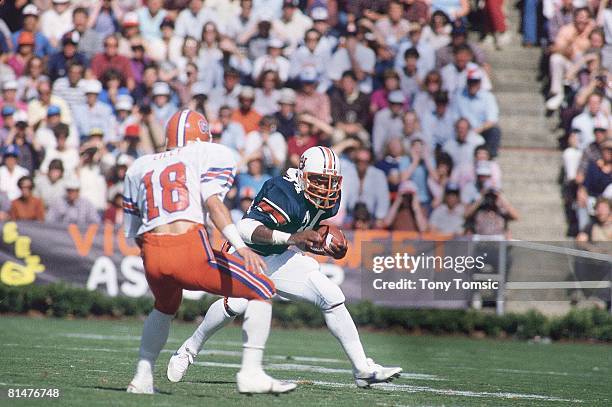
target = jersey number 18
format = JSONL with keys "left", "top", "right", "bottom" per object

{"left": 142, "top": 162, "right": 189, "bottom": 220}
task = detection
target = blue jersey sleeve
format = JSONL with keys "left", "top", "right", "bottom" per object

{"left": 245, "top": 179, "right": 296, "bottom": 229}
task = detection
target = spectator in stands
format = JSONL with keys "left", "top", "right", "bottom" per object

{"left": 342, "top": 148, "right": 390, "bottom": 228}
{"left": 274, "top": 88, "right": 297, "bottom": 138}
{"left": 70, "top": 7, "right": 104, "bottom": 60}
{"left": 465, "top": 185, "right": 519, "bottom": 237}
{"left": 571, "top": 93, "right": 609, "bottom": 150}
{"left": 254, "top": 70, "right": 281, "bottom": 116}
{"left": 443, "top": 118, "right": 485, "bottom": 167}
{"left": 137, "top": 0, "right": 167, "bottom": 41}
{"left": 10, "top": 4, "right": 53, "bottom": 59}
{"left": 286, "top": 114, "right": 319, "bottom": 167}
{"left": 396, "top": 47, "right": 422, "bottom": 103}
{"left": 9, "top": 175, "right": 45, "bottom": 221}
{"left": 582, "top": 138, "right": 612, "bottom": 203}
{"left": 216, "top": 105, "right": 246, "bottom": 155}
{"left": 73, "top": 79, "right": 117, "bottom": 143}
{"left": 0, "top": 145, "right": 29, "bottom": 201}
{"left": 395, "top": 22, "right": 436, "bottom": 77}
{"left": 400, "top": 110, "right": 425, "bottom": 150}
{"left": 91, "top": 34, "right": 135, "bottom": 90}
{"left": 48, "top": 32, "right": 87, "bottom": 83}
{"left": 441, "top": 44, "right": 492, "bottom": 94}
{"left": 370, "top": 68, "right": 404, "bottom": 114}
{"left": 272, "top": 0, "right": 312, "bottom": 53}
{"left": 7, "top": 110, "right": 42, "bottom": 174}
{"left": 16, "top": 57, "right": 45, "bottom": 103}
{"left": 429, "top": 183, "right": 465, "bottom": 235}
{"left": 328, "top": 23, "right": 376, "bottom": 93}
{"left": 0, "top": 80, "right": 27, "bottom": 126}
{"left": 8, "top": 31, "right": 36, "bottom": 77}
{"left": 383, "top": 179, "right": 428, "bottom": 231}
{"left": 46, "top": 177, "right": 100, "bottom": 225}
{"left": 294, "top": 68, "right": 332, "bottom": 124}
{"left": 232, "top": 86, "right": 262, "bottom": 134}
{"left": 151, "top": 81, "right": 178, "bottom": 126}
{"left": 289, "top": 29, "right": 331, "bottom": 87}
{"left": 34, "top": 159, "right": 66, "bottom": 208}
{"left": 104, "top": 192, "right": 124, "bottom": 226}
{"left": 52, "top": 62, "right": 86, "bottom": 112}
{"left": 546, "top": 7, "right": 595, "bottom": 111}
{"left": 330, "top": 70, "right": 371, "bottom": 146}
{"left": 207, "top": 67, "right": 242, "bottom": 118}
{"left": 235, "top": 155, "right": 272, "bottom": 202}
{"left": 435, "top": 27, "right": 488, "bottom": 70}
{"left": 374, "top": 1, "right": 411, "bottom": 50}
{"left": 27, "top": 77, "right": 72, "bottom": 128}
{"left": 40, "top": 0, "right": 74, "bottom": 49}
{"left": 419, "top": 90, "right": 456, "bottom": 148}
{"left": 451, "top": 68, "right": 501, "bottom": 157}
{"left": 40, "top": 123, "right": 79, "bottom": 176}
{"left": 243, "top": 115, "right": 287, "bottom": 174}
{"left": 577, "top": 197, "right": 612, "bottom": 242}
{"left": 428, "top": 152, "right": 454, "bottom": 207}
{"left": 175, "top": 0, "right": 216, "bottom": 39}
{"left": 373, "top": 90, "right": 406, "bottom": 159}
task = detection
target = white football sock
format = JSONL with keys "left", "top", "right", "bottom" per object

{"left": 134, "top": 309, "right": 173, "bottom": 380}
{"left": 240, "top": 300, "right": 271, "bottom": 373}
{"left": 324, "top": 304, "right": 369, "bottom": 373}
{"left": 184, "top": 298, "right": 236, "bottom": 354}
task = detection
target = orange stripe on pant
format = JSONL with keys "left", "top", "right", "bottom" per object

{"left": 141, "top": 226, "right": 275, "bottom": 314}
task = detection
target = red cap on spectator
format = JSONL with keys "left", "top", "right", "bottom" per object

{"left": 18, "top": 31, "right": 35, "bottom": 46}
{"left": 124, "top": 124, "right": 140, "bottom": 138}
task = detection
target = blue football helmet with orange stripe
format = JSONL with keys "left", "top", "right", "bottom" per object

{"left": 298, "top": 146, "right": 342, "bottom": 209}
{"left": 165, "top": 109, "right": 211, "bottom": 150}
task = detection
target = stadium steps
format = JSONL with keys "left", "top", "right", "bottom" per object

{"left": 483, "top": 12, "right": 566, "bottom": 242}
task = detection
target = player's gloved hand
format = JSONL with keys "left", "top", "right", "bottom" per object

{"left": 236, "top": 247, "right": 268, "bottom": 274}
{"left": 288, "top": 230, "right": 322, "bottom": 251}
{"left": 324, "top": 241, "right": 347, "bottom": 260}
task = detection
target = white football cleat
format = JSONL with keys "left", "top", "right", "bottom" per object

{"left": 236, "top": 370, "right": 297, "bottom": 394}
{"left": 167, "top": 346, "right": 196, "bottom": 383}
{"left": 354, "top": 358, "right": 403, "bottom": 388}
{"left": 126, "top": 380, "right": 154, "bottom": 394}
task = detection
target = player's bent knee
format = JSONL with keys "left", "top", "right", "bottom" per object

{"left": 306, "top": 271, "right": 345, "bottom": 310}
{"left": 154, "top": 300, "right": 180, "bottom": 315}
{"left": 224, "top": 297, "right": 248, "bottom": 316}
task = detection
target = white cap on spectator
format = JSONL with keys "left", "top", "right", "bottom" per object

{"left": 279, "top": 88, "right": 296, "bottom": 105}
{"left": 268, "top": 38, "right": 285, "bottom": 49}
{"left": 52, "top": 0, "right": 70, "bottom": 4}
{"left": 83, "top": 79, "right": 102, "bottom": 94}
{"left": 115, "top": 95, "right": 133, "bottom": 111}
{"left": 467, "top": 67, "right": 484, "bottom": 82}
{"left": 123, "top": 11, "right": 139, "bottom": 27}
{"left": 311, "top": 7, "right": 329, "bottom": 21}
{"left": 64, "top": 177, "right": 81, "bottom": 190}
{"left": 152, "top": 82, "right": 171, "bottom": 96}
{"left": 116, "top": 154, "right": 133, "bottom": 167}
{"left": 23, "top": 4, "right": 39, "bottom": 16}
{"left": 13, "top": 110, "right": 28, "bottom": 124}
{"left": 239, "top": 86, "right": 255, "bottom": 99}
{"left": 475, "top": 161, "right": 493, "bottom": 176}
{"left": 388, "top": 90, "right": 404, "bottom": 104}
{"left": 191, "top": 82, "right": 207, "bottom": 96}
{"left": 2, "top": 80, "right": 18, "bottom": 91}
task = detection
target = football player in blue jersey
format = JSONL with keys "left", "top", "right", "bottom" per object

{"left": 168, "top": 146, "right": 402, "bottom": 389}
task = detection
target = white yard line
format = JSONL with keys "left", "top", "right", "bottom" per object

{"left": 493, "top": 368, "right": 593, "bottom": 377}
{"left": 287, "top": 380, "right": 583, "bottom": 403}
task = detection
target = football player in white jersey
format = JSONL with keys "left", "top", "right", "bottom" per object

{"left": 167, "top": 146, "right": 403, "bottom": 388}
{"left": 123, "top": 109, "right": 296, "bottom": 394}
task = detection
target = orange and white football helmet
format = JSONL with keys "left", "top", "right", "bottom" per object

{"left": 298, "top": 146, "right": 342, "bottom": 209}
{"left": 165, "top": 109, "right": 211, "bottom": 150}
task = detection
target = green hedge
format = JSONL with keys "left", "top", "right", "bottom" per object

{"left": 1, "top": 283, "right": 611, "bottom": 341}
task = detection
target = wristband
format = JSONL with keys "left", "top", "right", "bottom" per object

{"left": 272, "top": 230, "right": 291, "bottom": 245}
{"left": 222, "top": 224, "right": 246, "bottom": 249}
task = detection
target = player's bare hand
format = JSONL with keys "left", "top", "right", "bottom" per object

{"left": 236, "top": 247, "right": 267, "bottom": 274}
{"left": 324, "top": 241, "right": 347, "bottom": 260}
{"left": 288, "top": 230, "right": 322, "bottom": 250}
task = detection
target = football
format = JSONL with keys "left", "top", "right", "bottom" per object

{"left": 315, "top": 225, "right": 347, "bottom": 259}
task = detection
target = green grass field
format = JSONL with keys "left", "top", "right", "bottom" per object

{"left": 0, "top": 316, "right": 610, "bottom": 406}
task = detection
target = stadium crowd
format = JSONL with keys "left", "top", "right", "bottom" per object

{"left": 0, "top": 0, "right": 519, "bottom": 237}
{"left": 519, "top": 0, "right": 611, "bottom": 240}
